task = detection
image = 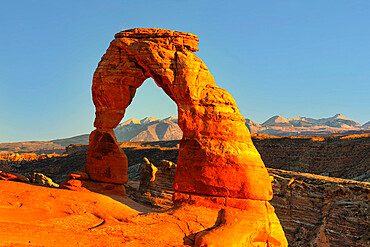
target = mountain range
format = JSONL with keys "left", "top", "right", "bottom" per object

{"left": 49, "top": 114, "right": 370, "bottom": 145}
{"left": 245, "top": 114, "right": 370, "bottom": 136}
{"left": 51, "top": 116, "right": 182, "bottom": 147}
{"left": 1, "top": 114, "right": 369, "bottom": 153}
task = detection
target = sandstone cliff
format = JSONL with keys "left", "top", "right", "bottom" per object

{"left": 253, "top": 133, "right": 370, "bottom": 182}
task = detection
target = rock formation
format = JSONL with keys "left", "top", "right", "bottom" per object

{"left": 0, "top": 171, "right": 29, "bottom": 182}
{"left": 84, "top": 27, "right": 287, "bottom": 246}
{"left": 31, "top": 173, "right": 59, "bottom": 188}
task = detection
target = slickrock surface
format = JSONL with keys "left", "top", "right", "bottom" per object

{"left": 0, "top": 181, "right": 282, "bottom": 247}
{"left": 84, "top": 27, "right": 286, "bottom": 246}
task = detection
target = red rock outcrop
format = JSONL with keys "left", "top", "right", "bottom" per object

{"left": 0, "top": 171, "right": 29, "bottom": 182}
{"left": 86, "top": 129, "right": 128, "bottom": 184}
{"left": 88, "top": 28, "right": 272, "bottom": 199}
{"left": 85, "top": 28, "right": 287, "bottom": 246}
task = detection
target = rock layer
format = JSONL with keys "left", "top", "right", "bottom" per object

{"left": 253, "top": 133, "right": 370, "bottom": 182}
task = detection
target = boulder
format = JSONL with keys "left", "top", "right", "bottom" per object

{"left": 31, "top": 173, "right": 59, "bottom": 187}
{"left": 139, "top": 157, "right": 158, "bottom": 191}
{"left": 67, "top": 171, "right": 89, "bottom": 180}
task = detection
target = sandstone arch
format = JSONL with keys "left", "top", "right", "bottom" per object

{"left": 86, "top": 28, "right": 272, "bottom": 200}
{"left": 84, "top": 28, "right": 287, "bottom": 246}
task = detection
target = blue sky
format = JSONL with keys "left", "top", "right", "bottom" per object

{"left": 0, "top": 1, "right": 369, "bottom": 142}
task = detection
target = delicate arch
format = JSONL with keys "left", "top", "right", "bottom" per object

{"left": 86, "top": 28, "right": 272, "bottom": 200}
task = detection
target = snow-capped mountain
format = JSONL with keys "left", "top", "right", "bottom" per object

{"left": 245, "top": 119, "right": 262, "bottom": 134}
{"left": 114, "top": 116, "right": 182, "bottom": 142}
{"left": 3, "top": 115, "right": 368, "bottom": 151}
{"left": 362, "top": 121, "right": 370, "bottom": 129}
{"left": 246, "top": 114, "right": 369, "bottom": 136}
{"left": 262, "top": 116, "right": 293, "bottom": 127}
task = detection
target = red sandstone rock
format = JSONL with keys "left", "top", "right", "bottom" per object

{"left": 137, "top": 161, "right": 369, "bottom": 246}
{"left": 85, "top": 27, "right": 286, "bottom": 245}
{"left": 194, "top": 202, "right": 287, "bottom": 247}
{"left": 68, "top": 171, "right": 89, "bottom": 180}
{"left": 88, "top": 27, "right": 272, "bottom": 200}
{"left": 86, "top": 129, "right": 128, "bottom": 184}
{"left": 139, "top": 157, "right": 158, "bottom": 192}
{"left": 61, "top": 179, "right": 126, "bottom": 197}
{"left": 0, "top": 171, "right": 29, "bottom": 182}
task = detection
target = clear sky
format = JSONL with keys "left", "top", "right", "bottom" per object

{"left": 0, "top": 0, "right": 369, "bottom": 142}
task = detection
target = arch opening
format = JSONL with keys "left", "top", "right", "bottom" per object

{"left": 113, "top": 78, "right": 181, "bottom": 143}
{"left": 119, "top": 78, "right": 177, "bottom": 124}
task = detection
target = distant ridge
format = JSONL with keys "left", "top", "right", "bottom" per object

{"left": 51, "top": 116, "right": 182, "bottom": 146}
{"left": 114, "top": 116, "right": 181, "bottom": 142}
{"left": 1, "top": 114, "right": 369, "bottom": 153}
{"left": 362, "top": 121, "right": 370, "bottom": 129}
{"left": 246, "top": 114, "right": 369, "bottom": 136}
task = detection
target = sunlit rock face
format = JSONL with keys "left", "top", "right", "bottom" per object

{"left": 88, "top": 28, "right": 272, "bottom": 199}
{"left": 86, "top": 28, "right": 287, "bottom": 246}
{"left": 86, "top": 129, "right": 128, "bottom": 184}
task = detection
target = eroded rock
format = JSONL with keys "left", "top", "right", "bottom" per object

{"left": 87, "top": 28, "right": 272, "bottom": 200}
{"left": 86, "top": 129, "right": 128, "bottom": 184}
{"left": 85, "top": 27, "right": 287, "bottom": 246}
{"left": 31, "top": 173, "right": 59, "bottom": 187}
{"left": 0, "top": 171, "right": 29, "bottom": 183}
